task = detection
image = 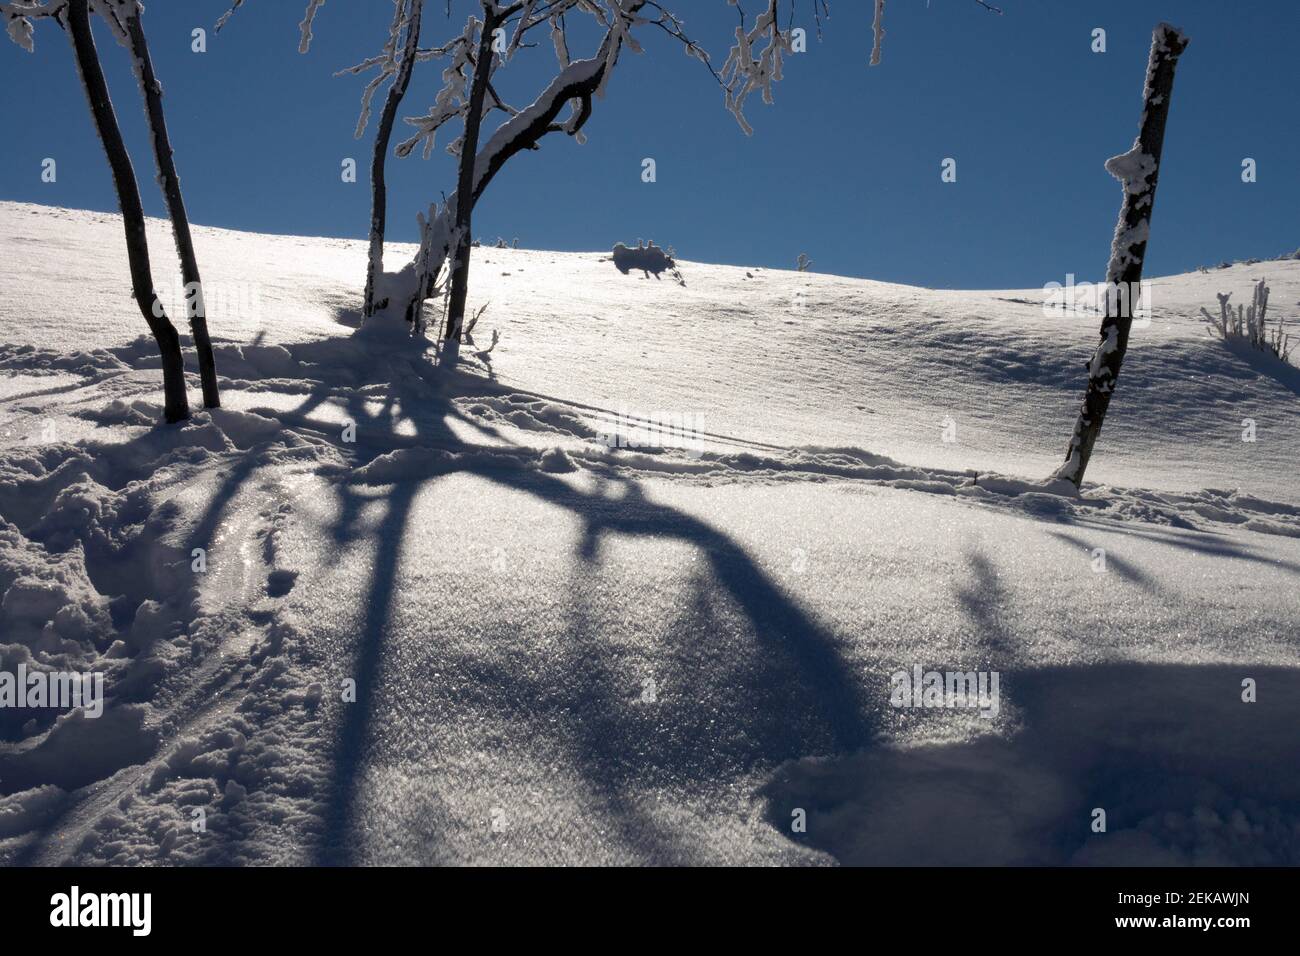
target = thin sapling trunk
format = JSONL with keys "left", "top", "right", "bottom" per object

{"left": 364, "top": 0, "right": 424, "bottom": 319}
{"left": 444, "top": 7, "right": 499, "bottom": 342}
{"left": 124, "top": 6, "right": 220, "bottom": 409}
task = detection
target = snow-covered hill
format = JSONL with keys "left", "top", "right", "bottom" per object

{"left": 1, "top": 201, "right": 1297, "bottom": 865}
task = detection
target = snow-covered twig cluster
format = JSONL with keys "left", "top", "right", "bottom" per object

{"left": 1201, "top": 279, "right": 1293, "bottom": 365}
{"left": 332, "top": 0, "right": 422, "bottom": 141}
{"left": 395, "top": 12, "right": 483, "bottom": 160}
{"left": 2, "top": 0, "right": 187, "bottom": 53}
{"left": 719, "top": 0, "right": 791, "bottom": 136}
{"left": 1, "top": 0, "right": 66, "bottom": 50}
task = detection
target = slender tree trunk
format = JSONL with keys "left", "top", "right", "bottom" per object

{"left": 67, "top": 0, "right": 189, "bottom": 423}
{"left": 124, "top": 7, "right": 219, "bottom": 409}
{"left": 364, "top": 0, "right": 424, "bottom": 319}
{"left": 1054, "top": 23, "right": 1188, "bottom": 488}
{"left": 445, "top": 8, "right": 499, "bottom": 341}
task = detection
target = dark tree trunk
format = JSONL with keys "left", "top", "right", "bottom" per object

{"left": 364, "top": 0, "right": 424, "bottom": 319}
{"left": 444, "top": 7, "right": 500, "bottom": 342}
{"left": 124, "top": 8, "right": 220, "bottom": 409}
{"left": 1054, "top": 23, "right": 1188, "bottom": 488}
{"left": 67, "top": 0, "right": 189, "bottom": 423}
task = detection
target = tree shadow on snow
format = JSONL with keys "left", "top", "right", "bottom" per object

{"left": 761, "top": 663, "right": 1300, "bottom": 865}
{"left": 29, "top": 325, "right": 1297, "bottom": 866}
{"left": 1066, "top": 515, "right": 1300, "bottom": 577}
{"left": 216, "top": 334, "right": 1300, "bottom": 866}
{"left": 1220, "top": 336, "right": 1300, "bottom": 399}
{"left": 245, "top": 334, "right": 884, "bottom": 864}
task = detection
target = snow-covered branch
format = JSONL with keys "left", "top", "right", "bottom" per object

{"left": 719, "top": 0, "right": 791, "bottom": 135}
{"left": 870, "top": 0, "right": 884, "bottom": 66}
{"left": 1, "top": 0, "right": 66, "bottom": 50}
{"left": 395, "top": 14, "right": 480, "bottom": 159}
{"left": 335, "top": 0, "right": 420, "bottom": 139}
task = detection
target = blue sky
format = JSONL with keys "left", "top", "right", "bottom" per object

{"left": 1, "top": 0, "right": 1295, "bottom": 288}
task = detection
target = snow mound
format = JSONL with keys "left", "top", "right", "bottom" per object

{"left": 539, "top": 447, "right": 578, "bottom": 473}
{"left": 82, "top": 399, "right": 161, "bottom": 427}
{"left": 0, "top": 785, "right": 66, "bottom": 838}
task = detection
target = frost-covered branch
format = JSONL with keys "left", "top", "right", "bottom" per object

{"left": 719, "top": 0, "right": 790, "bottom": 135}
{"left": 395, "top": 13, "right": 480, "bottom": 159}
{"left": 641, "top": 0, "right": 721, "bottom": 84}
{"left": 869, "top": 0, "right": 1000, "bottom": 67}
{"left": 870, "top": 0, "right": 884, "bottom": 66}
{"left": 298, "top": 0, "right": 325, "bottom": 52}
{"left": 214, "top": 0, "right": 326, "bottom": 51}
{"left": 334, "top": 0, "right": 428, "bottom": 141}
{"left": 1, "top": 0, "right": 66, "bottom": 50}
{"left": 213, "top": 0, "right": 245, "bottom": 34}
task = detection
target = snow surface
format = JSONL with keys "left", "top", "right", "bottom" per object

{"left": 1, "top": 201, "right": 1298, "bottom": 865}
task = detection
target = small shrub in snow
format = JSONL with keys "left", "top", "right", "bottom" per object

{"left": 1201, "top": 279, "right": 1294, "bottom": 365}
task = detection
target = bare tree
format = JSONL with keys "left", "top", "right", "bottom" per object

{"left": 1053, "top": 23, "right": 1189, "bottom": 488}
{"left": 391, "top": 0, "right": 806, "bottom": 341}
{"left": 4, "top": 0, "right": 216, "bottom": 421}
{"left": 3, "top": 0, "right": 191, "bottom": 420}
